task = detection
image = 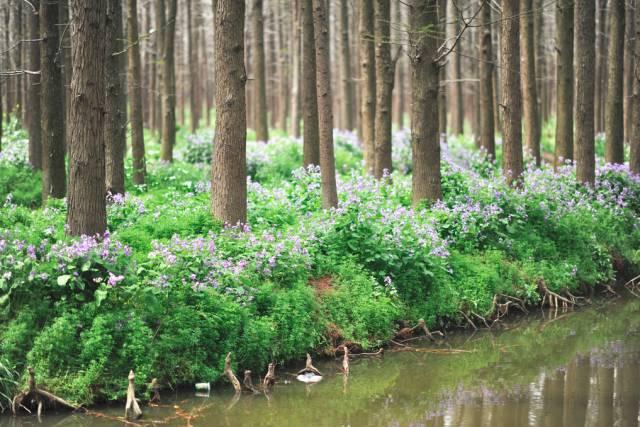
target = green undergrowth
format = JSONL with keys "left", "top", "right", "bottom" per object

{"left": 1, "top": 120, "right": 640, "bottom": 407}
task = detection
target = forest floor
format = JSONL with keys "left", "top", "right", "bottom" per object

{"left": 1, "top": 118, "right": 639, "bottom": 409}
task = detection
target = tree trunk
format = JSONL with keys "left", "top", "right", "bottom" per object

{"left": 41, "top": 0, "right": 66, "bottom": 200}
{"left": 160, "top": 0, "right": 177, "bottom": 162}
{"left": 604, "top": 0, "right": 625, "bottom": 164}
{"left": 154, "top": 0, "right": 165, "bottom": 136}
{"left": 437, "top": 0, "right": 447, "bottom": 142}
{"left": 520, "top": 0, "right": 540, "bottom": 165}
{"left": 631, "top": 0, "right": 640, "bottom": 174}
{"left": 11, "top": 0, "right": 22, "bottom": 124}
{"left": 373, "top": 0, "right": 393, "bottom": 178}
{"left": 67, "top": 0, "right": 107, "bottom": 236}
{"left": 410, "top": 0, "right": 441, "bottom": 204}
{"left": 105, "top": 0, "right": 126, "bottom": 196}
{"left": 275, "top": 1, "right": 289, "bottom": 131}
{"left": 187, "top": 0, "right": 199, "bottom": 133}
{"left": 393, "top": 1, "right": 405, "bottom": 129}
{"left": 624, "top": 3, "right": 635, "bottom": 146}
{"left": 479, "top": 0, "right": 495, "bottom": 158}
{"left": 211, "top": 0, "right": 247, "bottom": 225}
{"left": 252, "top": 0, "right": 269, "bottom": 142}
{"left": 27, "top": 2, "right": 42, "bottom": 170}
{"left": 575, "top": 0, "right": 596, "bottom": 184}
{"left": 448, "top": 1, "right": 463, "bottom": 135}
{"left": 359, "top": 0, "right": 375, "bottom": 173}
{"left": 290, "top": 0, "right": 301, "bottom": 137}
{"left": 127, "top": 0, "right": 146, "bottom": 184}
{"left": 312, "top": 0, "right": 338, "bottom": 208}
{"left": 339, "top": 0, "right": 354, "bottom": 131}
{"left": 501, "top": 0, "right": 523, "bottom": 186}
{"left": 595, "top": 0, "right": 607, "bottom": 134}
{"left": 554, "top": 0, "right": 574, "bottom": 166}
{"left": 302, "top": 0, "right": 320, "bottom": 167}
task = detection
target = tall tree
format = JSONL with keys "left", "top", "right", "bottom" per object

{"left": 302, "top": 0, "right": 320, "bottom": 167}
{"left": 447, "top": 1, "right": 463, "bottom": 135}
{"left": 105, "top": 0, "right": 126, "bottom": 195}
{"left": 127, "top": 0, "right": 146, "bottom": 184}
{"left": 501, "top": 0, "right": 523, "bottom": 186}
{"left": 437, "top": 0, "right": 447, "bottom": 142}
{"left": 252, "top": 0, "right": 269, "bottom": 142}
{"left": 187, "top": 0, "right": 199, "bottom": 133}
{"left": 555, "top": 0, "right": 574, "bottom": 166}
{"left": 10, "top": 0, "right": 22, "bottom": 123}
{"left": 339, "top": 0, "right": 354, "bottom": 130}
{"left": 154, "top": 0, "right": 166, "bottom": 135}
{"left": 67, "top": 0, "right": 107, "bottom": 236}
{"left": 594, "top": 0, "right": 607, "bottom": 134}
{"left": 289, "top": 0, "right": 302, "bottom": 137}
{"left": 631, "top": 0, "right": 640, "bottom": 174}
{"left": 312, "top": 0, "right": 338, "bottom": 208}
{"left": 575, "top": 0, "right": 596, "bottom": 184}
{"left": 520, "top": 0, "right": 540, "bottom": 165}
{"left": 41, "top": 0, "right": 66, "bottom": 201}
{"left": 160, "top": 0, "right": 177, "bottom": 162}
{"left": 478, "top": 0, "right": 495, "bottom": 158}
{"left": 410, "top": 0, "right": 441, "bottom": 204}
{"left": 604, "top": 0, "right": 625, "bottom": 164}
{"left": 27, "top": 1, "right": 42, "bottom": 170}
{"left": 211, "top": 0, "right": 247, "bottom": 224}
{"left": 359, "top": 0, "right": 376, "bottom": 173}
{"left": 373, "top": 0, "right": 394, "bottom": 178}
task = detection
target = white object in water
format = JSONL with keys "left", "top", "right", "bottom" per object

{"left": 296, "top": 372, "right": 323, "bottom": 384}
{"left": 195, "top": 382, "right": 211, "bottom": 391}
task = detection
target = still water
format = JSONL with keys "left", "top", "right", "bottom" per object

{"left": 2, "top": 297, "right": 639, "bottom": 427}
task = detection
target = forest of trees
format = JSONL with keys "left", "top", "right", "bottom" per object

{"left": 0, "top": 0, "right": 639, "bottom": 230}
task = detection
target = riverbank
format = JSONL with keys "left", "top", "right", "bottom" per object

{"left": 2, "top": 126, "right": 640, "bottom": 408}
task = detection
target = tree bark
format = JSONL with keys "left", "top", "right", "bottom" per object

{"left": 410, "top": 0, "right": 441, "bottom": 205}
{"left": 501, "top": 0, "right": 523, "bottom": 186}
{"left": 41, "top": 0, "right": 66, "bottom": 200}
{"left": 478, "top": 0, "right": 495, "bottom": 158}
{"left": 575, "top": 0, "right": 596, "bottom": 184}
{"left": 27, "top": 2, "right": 42, "bottom": 170}
{"left": 11, "top": 0, "right": 22, "bottom": 124}
{"left": 437, "top": 0, "right": 447, "bottom": 142}
{"left": 252, "top": 0, "right": 269, "bottom": 142}
{"left": 631, "top": 0, "right": 640, "bottom": 174}
{"left": 105, "top": 0, "right": 126, "bottom": 196}
{"left": 127, "top": 0, "right": 146, "bottom": 184}
{"left": 339, "top": 0, "right": 354, "bottom": 131}
{"left": 67, "top": 0, "right": 107, "bottom": 236}
{"left": 160, "top": 0, "right": 177, "bottom": 162}
{"left": 448, "top": 1, "right": 463, "bottom": 135}
{"left": 211, "top": 0, "right": 247, "bottom": 225}
{"left": 312, "top": 0, "right": 338, "bottom": 208}
{"left": 624, "top": 3, "right": 635, "bottom": 146}
{"left": 520, "top": 0, "right": 540, "bottom": 165}
{"left": 554, "top": 0, "right": 574, "bottom": 166}
{"left": 290, "top": 0, "right": 301, "bottom": 137}
{"left": 302, "top": 0, "right": 320, "bottom": 167}
{"left": 187, "top": 0, "right": 199, "bottom": 133}
{"left": 373, "top": 0, "right": 394, "bottom": 178}
{"left": 604, "top": 0, "right": 625, "bottom": 164}
{"left": 359, "top": 0, "right": 376, "bottom": 173}
{"left": 154, "top": 0, "right": 165, "bottom": 136}
{"left": 595, "top": 0, "right": 607, "bottom": 134}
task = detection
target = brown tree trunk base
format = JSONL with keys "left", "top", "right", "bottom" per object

{"left": 12, "top": 367, "right": 80, "bottom": 416}
{"left": 224, "top": 352, "right": 242, "bottom": 394}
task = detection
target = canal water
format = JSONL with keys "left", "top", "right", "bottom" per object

{"left": 2, "top": 297, "right": 639, "bottom": 426}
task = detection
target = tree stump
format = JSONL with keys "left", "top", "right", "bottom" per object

{"left": 124, "top": 370, "right": 142, "bottom": 420}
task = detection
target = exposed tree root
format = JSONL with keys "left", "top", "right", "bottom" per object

{"left": 223, "top": 353, "right": 242, "bottom": 394}
{"left": 395, "top": 319, "right": 444, "bottom": 342}
{"left": 347, "top": 348, "right": 384, "bottom": 357}
{"left": 262, "top": 363, "right": 276, "bottom": 391}
{"left": 625, "top": 274, "right": 640, "bottom": 297}
{"left": 124, "top": 370, "right": 142, "bottom": 420}
{"left": 297, "top": 353, "right": 322, "bottom": 376}
{"left": 242, "top": 370, "right": 259, "bottom": 394}
{"left": 538, "top": 281, "right": 576, "bottom": 308}
{"left": 12, "top": 367, "right": 80, "bottom": 416}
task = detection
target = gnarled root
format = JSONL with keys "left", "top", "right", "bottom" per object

{"left": 625, "top": 274, "right": 640, "bottom": 297}
{"left": 262, "top": 363, "right": 276, "bottom": 391}
{"left": 243, "top": 370, "right": 259, "bottom": 394}
{"left": 224, "top": 353, "right": 242, "bottom": 394}
{"left": 538, "top": 281, "right": 576, "bottom": 308}
{"left": 12, "top": 367, "right": 80, "bottom": 416}
{"left": 396, "top": 319, "right": 444, "bottom": 342}
{"left": 124, "top": 370, "right": 142, "bottom": 420}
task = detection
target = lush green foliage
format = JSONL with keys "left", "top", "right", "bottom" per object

{"left": 1, "top": 121, "right": 639, "bottom": 407}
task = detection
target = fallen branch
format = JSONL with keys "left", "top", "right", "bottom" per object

{"left": 459, "top": 310, "right": 478, "bottom": 330}
{"left": 124, "top": 370, "right": 142, "bottom": 420}
{"left": 625, "top": 274, "right": 640, "bottom": 297}
{"left": 348, "top": 348, "right": 384, "bottom": 357}
{"left": 12, "top": 367, "right": 79, "bottom": 416}
{"left": 223, "top": 353, "right": 241, "bottom": 394}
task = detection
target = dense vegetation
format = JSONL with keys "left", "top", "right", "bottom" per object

{"left": 1, "top": 120, "right": 639, "bottom": 406}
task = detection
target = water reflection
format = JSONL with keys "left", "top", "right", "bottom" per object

{"left": 1, "top": 299, "right": 639, "bottom": 427}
